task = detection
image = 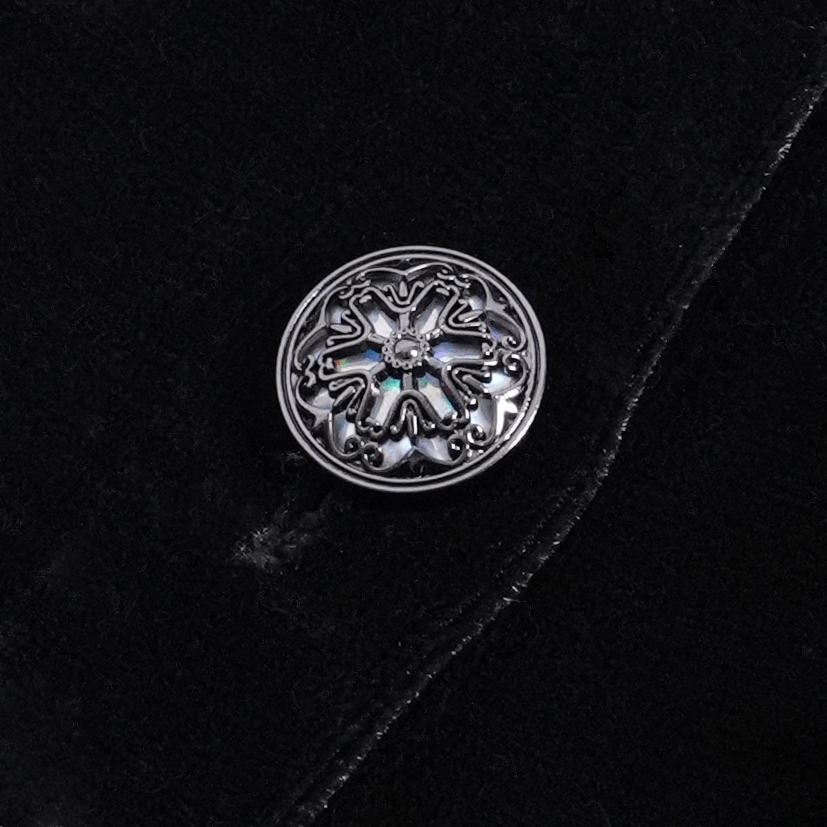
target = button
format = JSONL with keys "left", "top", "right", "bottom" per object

{"left": 276, "top": 246, "right": 546, "bottom": 492}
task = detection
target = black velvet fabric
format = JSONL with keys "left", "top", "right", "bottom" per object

{"left": 1, "top": 2, "right": 825, "bottom": 826}
{"left": 312, "top": 95, "right": 827, "bottom": 827}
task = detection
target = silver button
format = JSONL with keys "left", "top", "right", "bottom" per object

{"left": 276, "top": 246, "right": 546, "bottom": 492}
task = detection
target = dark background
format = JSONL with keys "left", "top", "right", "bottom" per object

{"left": 1, "top": 2, "right": 825, "bottom": 825}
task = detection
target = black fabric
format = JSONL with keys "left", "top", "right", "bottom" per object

{"left": 1, "top": 2, "right": 825, "bottom": 826}
{"left": 313, "top": 95, "right": 827, "bottom": 827}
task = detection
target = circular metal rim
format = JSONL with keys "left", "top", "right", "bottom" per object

{"left": 275, "top": 245, "right": 546, "bottom": 493}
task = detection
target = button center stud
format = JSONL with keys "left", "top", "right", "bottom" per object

{"left": 395, "top": 338, "right": 420, "bottom": 359}
{"left": 382, "top": 328, "right": 430, "bottom": 371}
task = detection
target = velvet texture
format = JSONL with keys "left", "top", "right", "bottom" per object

{"left": 1, "top": 2, "right": 825, "bottom": 825}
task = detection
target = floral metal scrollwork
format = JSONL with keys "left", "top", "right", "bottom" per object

{"left": 286, "top": 255, "right": 538, "bottom": 480}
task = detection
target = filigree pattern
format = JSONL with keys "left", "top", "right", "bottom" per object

{"left": 278, "top": 249, "right": 544, "bottom": 489}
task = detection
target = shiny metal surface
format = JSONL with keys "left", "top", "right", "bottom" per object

{"left": 276, "top": 246, "right": 546, "bottom": 492}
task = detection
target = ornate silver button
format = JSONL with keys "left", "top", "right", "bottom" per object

{"left": 276, "top": 246, "right": 546, "bottom": 492}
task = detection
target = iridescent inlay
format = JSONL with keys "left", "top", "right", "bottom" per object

{"left": 276, "top": 246, "right": 546, "bottom": 492}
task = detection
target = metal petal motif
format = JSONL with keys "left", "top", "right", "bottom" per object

{"left": 276, "top": 246, "right": 546, "bottom": 492}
